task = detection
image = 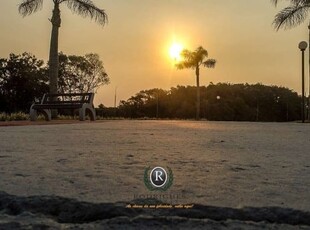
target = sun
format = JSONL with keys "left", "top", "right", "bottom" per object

{"left": 169, "top": 43, "right": 183, "bottom": 61}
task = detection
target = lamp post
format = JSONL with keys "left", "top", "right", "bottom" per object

{"left": 114, "top": 86, "right": 118, "bottom": 108}
{"left": 156, "top": 90, "right": 159, "bottom": 119}
{"left": 299, "top": 41, "right": 308, "bottom": 123}
{"left": 308, "top": 22, "right": 310, "bottom": 121}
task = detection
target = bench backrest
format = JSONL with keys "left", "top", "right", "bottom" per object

{"left": 41, "top": 93, "right": 94, "bottom": 105}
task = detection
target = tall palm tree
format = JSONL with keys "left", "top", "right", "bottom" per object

{"left": 272, "top": 0, "right": 310, "bottom": 30}
{"left": 18, "top": 0, "right": 107, "bottom": 95}
{"left": 272, "top": 0, "right": 310, "bottom": 120}
{"left": 176, "top": 46, "right": 216, "bottom": 120}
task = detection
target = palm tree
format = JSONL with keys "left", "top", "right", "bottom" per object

{"left": 176, "top": 46, "right": 216, "bottom": 120}
{"left": 272, "top": 0, "right": 310, "bottom": 30}
{"left": 272, "top": 0, "right": 310, "bottom": 120}
{"left": 18, "top": 0, "right": 107, "bottom": 95}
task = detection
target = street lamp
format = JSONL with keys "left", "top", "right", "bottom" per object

{"left": 156, "top": 90, "right": 159, "bottom": 119}
{"left": 299, "top": 41, "right": 308, "bottom": 123}
{"left": 308, "top": 23, "right": 310, "bottom": 121}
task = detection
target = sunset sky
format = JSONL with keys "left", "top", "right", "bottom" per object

{"left": 0, "top": 0, "right": 308, "bottom": 106}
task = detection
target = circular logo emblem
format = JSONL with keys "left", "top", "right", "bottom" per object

{"left": 144, "top": 166, "right": 173, "bottom": 191}
{"left": 150, "top": 167, "right": 167, "bottom": 188}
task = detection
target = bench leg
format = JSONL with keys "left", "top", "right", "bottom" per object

{"left": 30, "top": 108, "right": 52, "bottom": 121}
{"left": 89, "top": 108, "right": 96, "bottom": 121}
{"left": 42, "top": 109, "right": 52, "bottom": 121}
{"left": 30, "top": 106, "right": 37, "bottom": 121}
{"left": 79, "top": 108, "right": 86, "bottom": 121}
{"left": 79, "top": 105, "right": 96, "bottom": 121}
{"left": 30, "top": 108, "right": 51, "bottom": 121}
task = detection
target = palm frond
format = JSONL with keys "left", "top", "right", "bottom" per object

{"left": 273, "top": 4, "right": 310, "bottom": 29}
{"left": 175, "top": 62, "right": 186, "bottom": 70}
{"left": 195, "top": 46, "right": 208, "bottom": 57}
{"left": 176, "top": 49, "right": 197, "bottom": 69}
{"left": 180, "top": 49, "right": 193, "bottom": 59}
{"left": 175, "top": 60, "right": 196, "bottom": 69}
{"left": 292, "top": 0, "right": 310, "bottom": 5}
{"left": 194, "top": 46, "right": 208, "bottom": 65}
{"left": 66, "top": 0, "right": 108, "bottom": 25}
{"left": 177, "top": 47, "right": 216, "bottom": 69}
{"left": 203, "top": 59, "right": 216, "bottom": 68}
{"left": 272, "top": 0, "right": 309, "bottom": 6}
{"left": 271, "top": 0, "right": 280, "bottom": 6}
{"left": 18, "top": 0, "right": 43, "bottom": 17}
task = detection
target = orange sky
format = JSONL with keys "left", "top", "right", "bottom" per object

{"left": 0, "top": 0, "right": 308, "bottom": 106}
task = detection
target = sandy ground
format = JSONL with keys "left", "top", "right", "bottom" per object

{"left": 0, "top": 120, "right": 309, "bottom": 229}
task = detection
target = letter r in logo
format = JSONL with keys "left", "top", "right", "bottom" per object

{"left": 150, "top": 167, "right": 167, "bottom": 187}
{"left": 155, "top": 170, "right": 163, "bottom": 181}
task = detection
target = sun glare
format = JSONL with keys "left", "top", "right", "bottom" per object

{"left": 169, "top": 43, "right": 183, "bottom": 61}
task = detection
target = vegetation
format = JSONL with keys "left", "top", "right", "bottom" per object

{"left": 272, "top": 0, "right": 310, "bottom": 29}
{"left": 0, "top": 53, "right": 48, "bottom": 113}
{"left": 0, "top": 53, "right": 303, "bottom": 122}
{"left": 119, "top": 83, "right": 301, "bottom": 122}
{"left": 18, "top": 0, "right": 108, "bottom": 94}
{"left": 176, "top": 46, "right": 216, "bottom": 120}
{"left": 0, "top": 112, "right": 30, "bottom": 121}
{"left": 0, "top": 52, "right": 109, "bottom": 113}
{"left": 58, "top": 53, "right": 109, "bottom": 94}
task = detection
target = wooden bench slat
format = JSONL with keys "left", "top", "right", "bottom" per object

{"left": 42, "top": 101, "right": 88, "bottom": 104}
{"left": 32, "top": 104, "right": 84, "bottom": 109}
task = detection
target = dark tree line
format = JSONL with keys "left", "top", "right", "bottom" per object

{"left": 0, "top": 53, "right": 48, "bottom": 113}
{"left": 0, "top": 52, "right": 302, "bottom": 121}
{"left": 0, "top": 52, "right": 109, "bottom": 113}
{"left": 119, "top": 84, "right": 302, "bottom": 122}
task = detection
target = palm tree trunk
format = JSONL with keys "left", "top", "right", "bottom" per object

{"left": 196, "top": 66, "right": 200, "bottom": 120}
{"left": 49, "top": 3, "right": 61, "bottom": 118}
{"left": 49, "top": 3, "right": 61, "bottom": 95}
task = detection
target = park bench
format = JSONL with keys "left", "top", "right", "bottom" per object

{"left": 30, "top": 93, "right": 96, "bottom": 121}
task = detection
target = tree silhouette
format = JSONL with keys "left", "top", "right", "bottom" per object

{"left": 272, "top": 0, "right": 310, "bottom": 29}
{"left": 0, "top": 53, "right": 48, "bottom": 112}
{"left": 176, "top": 46, "right": 216, "bottom": 120}
{"left": 18, "top": 0, "right": 108, "bottom": 95}
{"left": 58, "top": 52, "right": 109, "bottom": 94}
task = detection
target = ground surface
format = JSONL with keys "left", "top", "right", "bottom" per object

{"left": 0, "top": 120, "right": 309, "bottom": 229}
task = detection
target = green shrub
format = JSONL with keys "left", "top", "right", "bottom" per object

{"left": 10, "top": 112, "right": 29, "bottom": 121}
{"left": 0, "top": 112, "right": 29, "bottom": 121}
{"left": 37, "top": 114, "right": 46, "bottom": 120}
{"left": 0, "top": 113, "right": 8, "bottom": 121}
{"left": 57, "top": 115, "right": 77, "bottom": 120}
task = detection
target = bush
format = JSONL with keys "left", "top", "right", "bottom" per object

{"left": 0, "top": 113, "right": 7, "bottom": 121}
{"left": 0, "top": 112, "right": 29, "bottom": 121}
